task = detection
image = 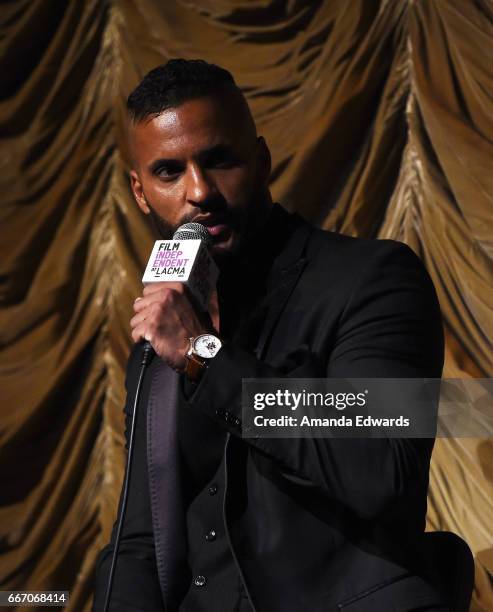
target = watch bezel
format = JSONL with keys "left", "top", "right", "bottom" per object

{"left": 191, "top": 333, "right": 222, "bottom": 359}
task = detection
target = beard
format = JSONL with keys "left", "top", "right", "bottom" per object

{"left": 147, "top": 206, "right": 197, "bottom": 240}
{"left": 147, "top": 204, "right": 240, "bottom": 264}
{"left": 144, "top": 189, "right": 272, "bottom": 264}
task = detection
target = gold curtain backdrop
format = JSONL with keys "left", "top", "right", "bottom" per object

{"left": 1, "top": 1, "right": 492, "bottom": 610}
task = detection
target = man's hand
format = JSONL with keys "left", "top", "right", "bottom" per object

{"left": 130, "top": 282, "right": 212, "bottom": 372}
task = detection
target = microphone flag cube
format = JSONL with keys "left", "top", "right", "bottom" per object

{"left": 142, "top": 239, "right": 219, "bottom": 311}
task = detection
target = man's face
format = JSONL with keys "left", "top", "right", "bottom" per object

{"left": 129, "top": 92, "right": 271, "bottom": 259}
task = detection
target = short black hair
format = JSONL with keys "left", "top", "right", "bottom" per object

{"left": 127, "top": 59, "right": 237, "bottom": 123}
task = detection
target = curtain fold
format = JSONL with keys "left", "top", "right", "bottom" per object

{"left": 1, "top": 1, "right": 491, "bottom": 609}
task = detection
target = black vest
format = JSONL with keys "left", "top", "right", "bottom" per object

{"left": 176, "top": 205, "right": 293, "bottom": 610}
{"left": 177, "top": 388, "right": 250, "bottom": 610}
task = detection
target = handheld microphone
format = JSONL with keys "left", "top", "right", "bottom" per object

{"left": 102, "top": 222, "right": 216, "bottom": 611}
{"left": 140, "top": 222, "right": 219, "bottom": 355}
{"left": 142, "top": 222, "right": 219, "bottom": 311}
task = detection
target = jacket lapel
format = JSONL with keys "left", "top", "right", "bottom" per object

{"left": 145, "top": 208, "right": 313, "bottom": 610}
{"left": 255, "top": 218, "right": 312, "bottom": 360}
{"left": 147, "top": 358, "right": 187, "bottom": 610}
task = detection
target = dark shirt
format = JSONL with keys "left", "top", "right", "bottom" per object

{"left": 93, "top": 205, "right": 297, "bottom": 611}
{"left": 178, "top": 380, "right": 226, "bottom": 505}
{"left": 176, "top": 205, "right": 294, "bottom": 610}
{"left": 177, "top": 383, "right": 243, "bottom": 611}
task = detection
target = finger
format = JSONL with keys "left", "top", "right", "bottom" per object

{"left": 131, "top": 300, "right": 172, "bottom": 329}
{"left": 143, "top": 282, "right": 185, "bottom": 296}
{"left": 134, "top": 286, "right": 185, "bottom": 312}
{"left": 131, "top": 313, "right": 157, "bottom": 342}
{"left": 133, "top": 297, "right": 184, "bottom": 335}
{"left": 134, "top": 289, "right": 170, "bottom": 312}
{"left": 130, "top": 311, "right": 148, "bottom": 330}
{"left": 131, "top": 321, "right": 149, "bottom": 343}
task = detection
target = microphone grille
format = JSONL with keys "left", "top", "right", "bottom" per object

{"left": 173, "top": 222, "right": 212, "bottom": 246}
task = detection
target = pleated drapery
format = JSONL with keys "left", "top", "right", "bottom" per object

{"left": 1, "top": 2, "right": 492, "bottom": 610}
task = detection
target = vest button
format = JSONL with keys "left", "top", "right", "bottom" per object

{"left": 208, "top": 484, "right": 218, "bottom": 496}
{"left": 205, "top": 529, "right": 217, "bottom": 542}
{"left": 194, "top": 575, "right": 207, "bottom": 587}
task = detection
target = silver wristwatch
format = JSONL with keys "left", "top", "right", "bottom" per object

{"left": 184, "top": 334, "right": 222, "bottom": 381}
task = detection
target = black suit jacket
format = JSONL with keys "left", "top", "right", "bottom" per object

{"left": 94, "top": 207, "right": 449, "bottom": 611}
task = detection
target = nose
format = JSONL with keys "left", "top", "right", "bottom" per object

{"left": 185, "top": 163, "right": 216, "bottom": 206}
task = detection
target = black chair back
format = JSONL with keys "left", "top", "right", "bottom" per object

{"left": 424, "top": 531, "right": 474, "bottom": 612}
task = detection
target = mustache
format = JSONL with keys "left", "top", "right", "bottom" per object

{"left": 146, "top": 198, "right": 234, "bottom": 240}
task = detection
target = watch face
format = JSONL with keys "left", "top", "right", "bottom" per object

{"left": 194, "top": 334, "right": 222, "bottom": 359}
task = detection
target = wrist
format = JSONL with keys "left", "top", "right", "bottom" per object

{"left": 184, "top": 333, "right": 223, "bottom": 382}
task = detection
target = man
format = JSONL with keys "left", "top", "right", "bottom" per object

{"left": 94, "top": 59, "right": 453, "bottom": 611}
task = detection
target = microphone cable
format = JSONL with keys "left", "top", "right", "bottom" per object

{"left": 102, "top": 220, "right": 211, "bottom": 609}
{"left": 102, "top": 341, "right": 155, "bottom": 612}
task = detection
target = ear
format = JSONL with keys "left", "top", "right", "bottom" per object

{"left": 256, "top": 136, "right": 271, "bottom": 186}
{"left": 130, "top": 170, "right": 150, "bottom": 214}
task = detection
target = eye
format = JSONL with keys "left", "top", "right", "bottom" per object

{"left": 204, "top": 148, "right": 239, "bottom": 169}
{"left": 153, "top": 162, "right": 183, "bottom": 180}
{"left": 213, "top": 158, "right": 236, "bottom": 169}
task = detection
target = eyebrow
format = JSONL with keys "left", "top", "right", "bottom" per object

{"left": 148, "top": 143, "right": 237, "bottom": 173}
